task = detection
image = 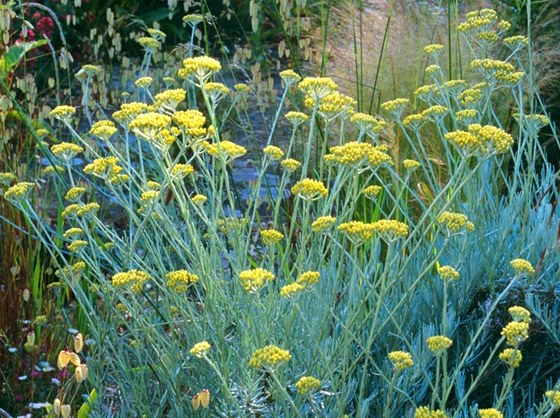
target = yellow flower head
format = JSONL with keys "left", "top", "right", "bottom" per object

{"left": 249, "top": 345, "right": 291, "bottom": 369}
{"left": 381, "top": 98, "right": 410, "bottom": 118}
{"left": 295, "top": 376, "right": 321, "bottom": 395}
{"left": 280, "top": 283, "right": 305, "bottom": 298}
{"left": 508, "top": 306, "right": 531, "bottom": 323}
{"left": 479, "top": 408, "right": 503, "bottom": 418}
{"left": 280, "top": 158, "right": 301, "bottom": 172}
{"left": 192, "top": 194, "right": 207, "bottom": 206}
{"left": 84, "top": 157, "right": 122, "bottom": 179}
{"left": 298, "top": 77, "right": 337, "bottom": 101}
{"left": 338, "top": 221, "right": 376, "bottom": 243}
{"left": 499, "top": 348, "right": 522, "bottom": 368}
{"left": 50, "top": 105, "right": 76, "bottom": 121}
{"left": 68, "top": 240, "right": 88, "bottom": 253}
{"left": 291, "top": 179, "right": 328, "bottom": 201}
{"left": 285, "top": 111, "right": 309, "bottom": 126}
{"left": 296, "top": 271, "right": 320, "bottom": 286}
{"left": 137, "top": 36, "right": 160, "bottom": 50}
{"left": 135, "top": 76, "right": 153, "bottom": 88}
{"left": 154, "top": 89, "right": 187, "bottom": 111}
{"left": 363, "top": 185, "right": 382, "bottom": 199}
{"left": 415, "top": 406, "right": 448, "bottom": 418}
{"left": 388, "top": 351, "right": 414, "bottom": 371}
{"left": 279, "top": 69, "right": 302, "bottom": 85}
{"left": 0, "top": 172, "right": 17, "bottom": 187}
{"left": 426, "top": 336, "right": 453, "bottom": 354}
{"left": 437, "top": 211, "right": 475, "bottom": 233}
{"left": 111, "top": 270, "right": 150, "bottom": 293}
{"left": 312, "top": 216, "right": 336, "bottom": 232}
{"left": 424, "top": 43, "right": 444, "bottom": 55}
{"left": 166, "top": 270, "right": 199, "bottom": 293}
{"left": 63, "top": 228, "right": 84, "bottom": 240}
{"left": 190, "top": 341, "right": 211, "bottom": 358}
{"left": 263, "top": 145, "right": 284, "bottom": 161}
{"left": 112, "top": 102, "right": 150, "bottom": 127}
{"left": 403, "top": 159, "right": 421, "bottom": 171}
{"left": 178, "top": 56, "right": 221, "bottom": 81}
{"left": 510, "top": 258, "right": 534, "bottom": 275}
{"left": 204, "top": 141, "right": 247, "bottom": 161}
{"left": 261, "top": 229, "right": 284, "bottom": 246}
{"left": 129, "top": 112, "right": 172, "bottom": 139}
{"left": 51, "top": 143, "right": 84, "bottom": 160}
{"left": 501, "top": 321, "right": 529, "bottom": 346}
{"left": 545, "top": 391, "right": 560, "bottom": 409}
{"left": 239, "top": 268, "right": 275, "bottom": 292}
{"left": 234, "top": 83, "right": 250, "bottom": 93}
{"left": 89, "top": 120, "right": 118, "bottom": 141}
{"left": 438, "top": 266, "right": 459, "bottom": 281}
{"left": 371, "top": 219, "right": 409, "bottom": 239}
{"left": 4, "top": 182, "right": 36, "bottom": 202}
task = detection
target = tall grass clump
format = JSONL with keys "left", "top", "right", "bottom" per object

{"left": 2, "top": 7, "right": 559, "bottom": 417}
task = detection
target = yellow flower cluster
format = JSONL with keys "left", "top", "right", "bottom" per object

{"left": 4, "top": 182, "right": 36, "bottom": 201}
{"left": 338, "top": 221, "right": 376, "bottom": 242}
{"left": 147, "top": 28, "right": 166, "bottom": 40}
{"left": 422, "top": 105, "right": 448, "bottom": 121}
{"left": 77, "top": 202, "right": 100, "bottom": 218}
{"left": 456, "top": 109, "right": 478, "bottom": 123}
{"left": 204, "top": 82, "right": 229, "bottom": 96}
{"left": 249, "top": 345, "right": 291, "bottom": 369}
{"left": 51, "top": 143, "right": 84, "bottom": 160}
{"left": 312, "top": 216, "right": 337, "bottom": 232}
{"left": 295, "top": 376, "right": 321, "bottom": 395}
{"left": 63, "top": 227, "right": 84, "bottom": 240}
{"left": 178, "top": 56, "right": 221, "bottom": 81}
{"left": 471, "top": 59, "right": 523, "bottom": 85}
{"left": 372, "top": 219, "right": 409, "bottom": 239}
{"left": 111, "top": 269, "right": 150, "bottom": 293}
{"left": 459, "top": 86, "right": 484, "bottom": 107}
{"left": 261, "top": 229, "right": 284, "bottom": 245}
{"left": 437, "top": 211, "right": 475, "bottom": 233}
{"left": 234, "top": 83, "right": 250, "bottom": 93}
{"left": 501, "top": 321, "right": 529, "bottom": 346}
{"left": 438, "top": 266, "right": 459, "bottom": 281}
{"left": 426, "top": 336, "right": 453, "bottom": 354}
{"left": 458, "top": 9, "right": 498, "bottom": 32}
{"left": 80, "top": 64, "right": 102, "bottom": 76}
{"left": 291, "top": 179, "right": 328, "bottom": 200}
{"left": 192, "top": 194, "right": 207, "bottom": 206}
{"left": 425, "top": 64, "right": 441, "bottom": 75}
{"left": 112, "top": 102, "right": 150, "bottom": 127}
{"left": 350, "top": 112, "right": 386, "bottom": 136}
{"left": 137, "top": 36, "right": 160, "bottom": 49}
{"left": 239, "top": 268, "right": 275, "bottom": 292}
{"left": 298, "top": 77, "right": 337, "bottom": 101}
{"left": 204, "top": 141, "right": 247, "bottom": 161}
{"left": 172, "top": 110, "right": 207, "bottom": 139}
{"left": 0, "top": 172, "right": 16, "bottom": 186}
{"left": 311, "top": 91, "right": 356, "bottom": 120}
{"left": 499, "top": 348, "right": 522, "bottom": 368}
{"left": 363, "top": 185, "right": 382, "bottom": 199}
{"left": 508, "top": 306, "right": 531, "bottom": 323}
{"left": 190, "top": 341, "right": 211, "bottom": 358}
{"left": 84, "top": 157, "right": 123, "bottom": 179}
{"left": 89, "top": 120, "right": 118, "bottom": 141}
{"left": 280, "top": 283, "right": 305, "bottom": 298}
{"left": 402, "top": 114, "right": 425, "bottom": 128}
{"left": 279, "top": 69, "right": 302, "bottom": 85}
{"left": 388, "top": 351, "right": 414, "bottom": 371}
{"left": 263, "top": 145, "right": 284, "bottom": 161}
{"left": 504, "top": 35, "right": 528, "bottom": 48}
{"left": 285, "top": 111, "right": 309, "bottom": 125}
{"left": 478, "top": 408, "right": 503, "bottom": 418}
{"left": 50, "top": 105, "right": 76, "bottom": 121}
{"left": 381, "top": 98, "right": 410, "bottom": 117}
{"left": 545, "top": 391, "right": 560, "bottom": 409}
{"left": 297, "top": 271, "right": 320, "bottom": 286}
{"left": 468, "top": 124, "right": 514, "bottom": 154}
{"left": 414, "top": 84, "right": 437, "bottom": 100}
{"left": 154, "top": 89, "right": 187, "bottom": 110}
{"left": 55, "top": 261, "right": 86, "bottom": 279}
{"left": 424, "top": 43, "right": 444, "bottom": 55}
{"left": 325, "top": 142, "right": 392, "bottom": 169}
{"left": 166, "top": 270, "right": 199, "bottom": 293}
{"left": 129, "top": 112, "right": 172, "bottom": 138}
{"left": 510, "top": 258, "right": 534, "bottom": 274}
{"left": 135, "top": 76, "right": 153, "bottom": 88}
{"left": 170, "top": 163, "right": 195, "bottom": 179}
{"left": 415, "top": 407, "right": 448, "bottom": 418}
{"left": 403, "top": 159, "right": 421, "bottom": 171}
{"left": 68, "top": 240, "right": 87, "bottom": 253}
{"left": 217, "top": 217, "right": 249, "bottom": 233}
{"left": 281, "top": 158, "right": 301, "bottom": 172}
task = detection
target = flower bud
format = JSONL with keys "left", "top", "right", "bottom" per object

{"left": 74, "top": 333, "right": 83, "bottom": 353}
